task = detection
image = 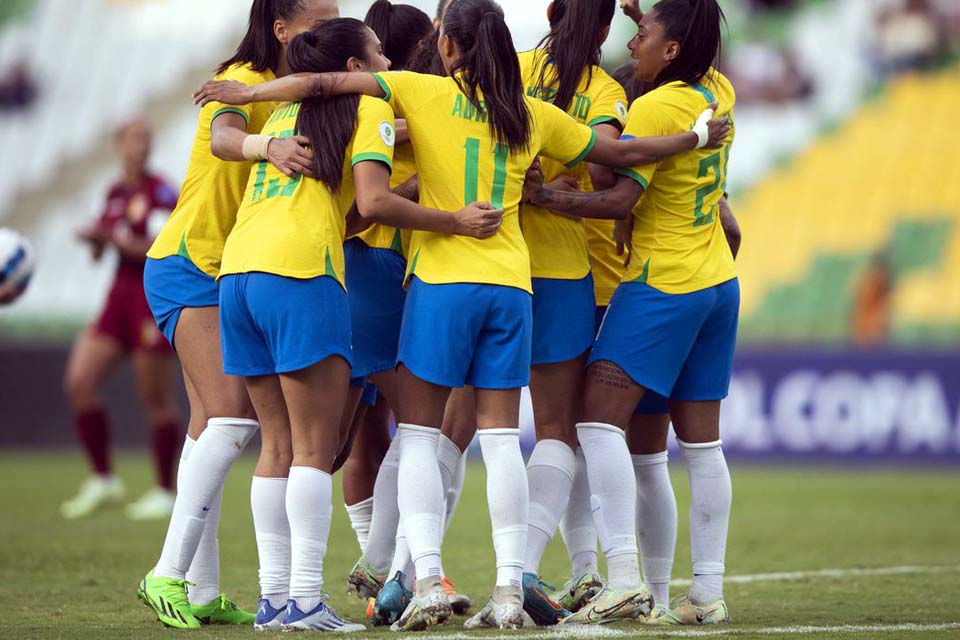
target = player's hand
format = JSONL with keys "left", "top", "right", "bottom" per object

{"left": 522, "top": 159, "right": 543, "bottom": 204}
{"left": 455, "top": 202, "right": 503, "bottom": 239}
{"left": 620, "top": 0, "right": 643, "bottom": 23}
{"left": 615, "top": 215, "right": 634, "bottom": 267}
{"left": 193, "top": 80, "right": 253, "bottom": 107}
{"left": 546, "top": 175, "right": 580, "bottom": 193}
{"left": 267, "top": 136, "right": 316, "bottom": 178}
{"left": 695, "top": 102, "right": 731, "bottom": 149}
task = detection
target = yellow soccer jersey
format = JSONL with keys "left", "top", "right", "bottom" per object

{"left": 616, "top": 70, "right": 737, "bottom": 294}
{"left": 354, "top": 142, "right": 416, "bottom": 257}
{"left": 372, "top": 70, "right": 597, "bottom": 293}
{"left": 517, "top": 49, "right": 628, "bottom": 280}
{"left": 147, "top": 64, "right": 278, "bottom": 277}
{"left": 219, "top": 96, "right": 396, "bottom": 284}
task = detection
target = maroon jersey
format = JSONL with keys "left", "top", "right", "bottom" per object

{"left": 97, "top": 173, "right": 178, "bottom": 282}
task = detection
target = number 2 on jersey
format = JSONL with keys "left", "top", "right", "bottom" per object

{"left": 693, "top": 145, "right": 729, "bottom": 227}
{"left": 464, "top": 138, "right": 508, "bottom": 209}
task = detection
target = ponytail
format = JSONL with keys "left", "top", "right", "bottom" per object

{"left": 444, "top": 0, "right": 531, "bottom": 152}
{"left": 286, "top": 19, "right": 370, "bottom": 191}
{"left": 217, "top": 0, "right": 306, "bottom": 75}
{"left": 364, "top": 0, "right": 433, "bottom": 70}
{"left": 536, "top": 0, "right": 616, "bottom": 112}
{"left": 650, "top": 0, "right": 725, "bottom": 87}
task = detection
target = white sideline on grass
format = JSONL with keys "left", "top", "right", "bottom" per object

{"left": 424, "top": 622, "right": 960, "bottom": 638}
{"left": 671, "top": 563, "right": 960, "bottom": 586}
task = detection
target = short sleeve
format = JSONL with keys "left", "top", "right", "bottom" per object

{"left": 537, "top": 100, "right": 598, "bottom": 170}
{"left": 207, "top": 65, "right": 264, "bottom": 129}
{"left": 587, "top": 75, "right": 629, "bottom": 130}
{"left": 614, "top": 94, "right": 671, "bottom": 189}
{"left": 370, "top": 71, "right": 441, "bottom": 119}
{"left": 351, "top": 96, "right": 396, "bottom": 171}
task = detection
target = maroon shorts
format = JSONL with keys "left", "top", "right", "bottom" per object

{"left": 93, "top": 276, "right": 171, "bottom": 354}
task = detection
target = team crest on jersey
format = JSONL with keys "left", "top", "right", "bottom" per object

{"left": 616, "top": 101, "right": 628, "bottom": 122}
{"left": 127, "top": 193, "right": 149, "bottom": 224}
{"left": 379, "top": 121, "right": 396, "bottom": 147}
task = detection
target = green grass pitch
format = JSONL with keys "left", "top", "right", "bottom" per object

{"left": 1, "top": 451, "right": 958, "bottom": 639}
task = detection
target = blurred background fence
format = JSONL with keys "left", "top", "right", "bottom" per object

{"left": 0, "top": 0, "right": 958, "bottom": 460}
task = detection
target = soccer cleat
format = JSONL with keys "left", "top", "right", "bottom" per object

{"left": 442, "top": 576, "right": 472, "bottom": 614}
{"left": 390, "top": 577, "right": 452, "bottom": 632}
{"left": 372, "top": 571, "right": 413, "bottom": 627}
{"left": 649, "top": 594, "right": 730, "bottom": 625}
{"left": 463, "top": 585, "right": 525, "bottom": 630}
{"left": 555, "top": 571, "right": 604, "bottom": 613}
{"left": 281, "top": 598, "right": 366, "bottom": 632}
{"left": 522, "top": 573, "right": 570, "bottom": 626}
{"left": 364, "top": 597, "right": 375, "bottom": 621}
{"left": 190, "top": 593, "right": 256, "bottom": 625}
{"left": 254, "top": 597, "right": 286, "bottom": 631}
{"left": 560, "top": 585, "right": 654, "bottom": 625}
{"left": 61, "top": 475, "right": 125, "bottom": 519}
{"left": 137, "top": 570, "right": 201, "bottom": 629}
{"left": 125, "top": 487, "right": 175, "bottom": 521}
{"left": 346, "top": 557, "right": 386, "bottom": 600}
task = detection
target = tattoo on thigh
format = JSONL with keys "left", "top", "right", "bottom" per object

{"left": 589, "top": 361, "right": 634, "bottom": 391}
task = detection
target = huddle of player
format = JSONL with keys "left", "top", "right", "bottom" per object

{"left": 136, "top": 0, "right": 738, "bottom": 633}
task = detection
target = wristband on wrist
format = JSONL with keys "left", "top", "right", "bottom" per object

{"left": 242, "top": 134, "right": 273, "bottom": 161}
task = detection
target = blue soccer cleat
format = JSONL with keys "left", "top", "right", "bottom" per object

{"left": 253, "top": 597, "right": 285, "bottom": 631}
{"left": 372, "top": 571, "right": 413, "bottom": 627}
{"left": 281, "top": 598, "right": 365, "bottom": 632}
{"left": 522, "top": 572, "right": 570, "bottom": 626}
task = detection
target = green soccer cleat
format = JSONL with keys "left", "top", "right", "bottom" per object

{"left": 137, "top": 571, "right": 201, "bottom": 629}
{"left": 347, "top": 557, "right": 386, "bottom": 600}
{"left": 560, "top": 585, "right": 654, "bottom": 625}
{"left": 190, "top": 593, "right": 256, "bottom": 625}
{"left": 554, "top": 571, "right": 604, "bottom": 613}
{"left": 648, "top": 594, "right": 730, "bottom": 625}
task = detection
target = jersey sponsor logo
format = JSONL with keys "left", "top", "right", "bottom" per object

{"left": 379, "top": 121, "right": 396, "bottom": 147}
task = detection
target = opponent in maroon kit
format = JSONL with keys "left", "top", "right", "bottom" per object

{"left": 62, "top": 119, "right": 183, "bottom": 521}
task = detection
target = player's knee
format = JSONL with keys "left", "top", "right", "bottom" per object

{"left": 64, "top": 371, "right": 97, "bottom": 409}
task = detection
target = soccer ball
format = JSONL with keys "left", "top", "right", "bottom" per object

{"left": 0, "top": 228, "right": 36, "bottom": 305}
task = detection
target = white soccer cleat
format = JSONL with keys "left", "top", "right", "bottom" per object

{"left": 281, "top": 599, "right": 365, "bottom": 633}
{"left": 463, "top": 585, "right": 525, "bottom": 630}
{"left": 560, "top": 585, "right": 654, "bottom": 625}
{"left": 60, "top": 475, "right": 125, "bottom": 519}
{"left": 125, "top": 487, "right": 175, "bottom": 521}
{"left": 389, "top": 578, "right": 452, "bottom": 632}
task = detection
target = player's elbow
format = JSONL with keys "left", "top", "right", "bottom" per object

{"left": 209, "top": 133, "right": 232, "bottom": 161}
{"left": 355, "top": 191, "right": 390, "bottom": 221}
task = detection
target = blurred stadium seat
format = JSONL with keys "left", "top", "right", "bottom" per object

{"left": 737, "top": 64, "right": 960, "bottom": 344}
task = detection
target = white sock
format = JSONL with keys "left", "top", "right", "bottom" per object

{"left": 524, "top": 439, "right": 576, "bottom": 574}
{"left": 155, "top": 418, "right": 258, "bottom": 581}
{"left": 680, "top": 439, "right": 731, "bottom": 604}
{"left": 346, "top": 496, "right": 374, "bottom": 555}
{"left": 444, "top": 446, "right": 468, "bottom": 531}
{"left": 577, "top": 422, "right": 640, "bottom": 589}
{"left": 396, "top": 424, "right": 444, "bottom": 582}
{"left": 478, "top": 429, "right": 528, "bottom": 588}
{"left": 251, "top": 476, "right": 290, "bottom": 602}
{"left": 435, "top": 434, "right": 462, "bottom": 579}
{"left": 633, "top": 452, "right": 677, "bottom": 606}
{"left": 363, "top": 435, "right": 401, "bottom": 573}
{"left": 388, "top": 525, "right": 415, "bottom": 590}
{"left": 559, "top": 447, "right": 599, "bottom": 578}
{"left": 177, "top": 436, "right": 219, "bottom": 604}
{"left": 286, "top": 466, "right": 332, "bottom": 611}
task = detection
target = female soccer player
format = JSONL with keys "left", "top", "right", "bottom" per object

{"left": 62, "top": 119, "right": 181, "bottom": 522}
{"left": 343, "top": 1, "right": 474, "bottom": 626}
{"left": 137, "top": 0, "right": 339, "bottom": 630}
{"left": 527, "top": 0, "right": 737, "bottom": 626}
{"left": 193, "top": 0, "right": 727, "bottom": 629}
{"left": 513, "top": 0, "right": 634, "bottom": 625}
{"left": 219, "top": 19, "right": 499, "bottom": 631}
